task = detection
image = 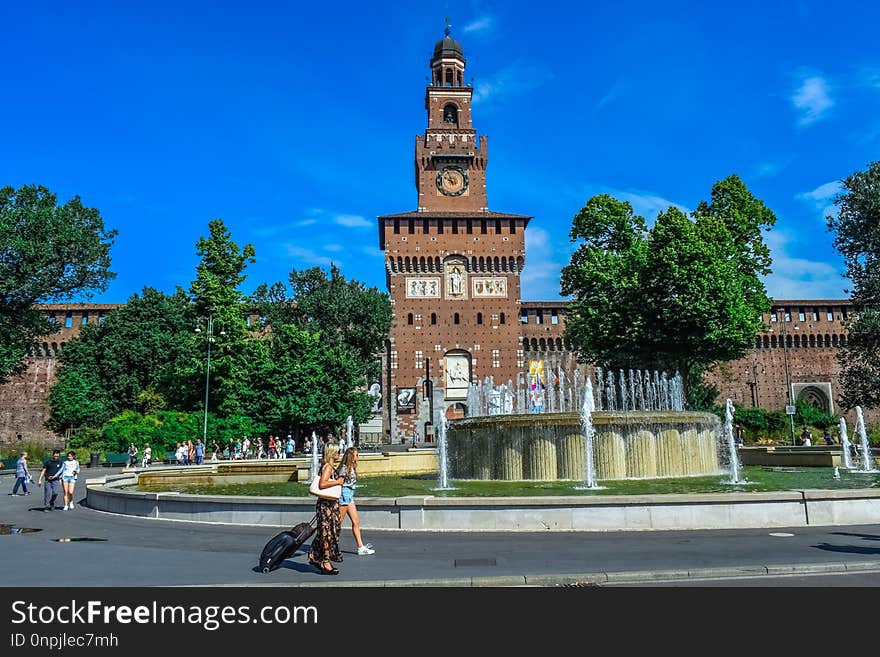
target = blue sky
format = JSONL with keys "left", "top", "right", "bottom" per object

{"left": 3, "top": 1, "right": 879, "bottom": 304}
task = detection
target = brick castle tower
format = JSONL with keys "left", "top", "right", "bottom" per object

{"left": 378, "top": 27, "right": 531, "bottom": 441}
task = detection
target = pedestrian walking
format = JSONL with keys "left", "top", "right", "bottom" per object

{"left": 337, "top": 447, "right": 375, "bottom": 555}
{"left": 308, "top": 444, "right": 344, "bottom": 575}
{"left": 10, "top": 451, "right": 31, "bottom": 496}
{"left": 38, "top": 449, "right": 64, "bottom": 511}
{"left": 142, "top": 443, "right": 152, "bottom": 467}
{"left": 60, "top": 450, "right": 80, "bottom": 510}
{"left": 127, "top": 442, "right": 138, "bottom": 468}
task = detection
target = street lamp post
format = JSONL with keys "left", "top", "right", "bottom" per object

{"left": 747, "top": 360, "right": 758, "bottom": 408}
{"left": 196, "top": 314, "right": 224, "bottom": 446}
{"left": 775, "top": 312, "right": 798, "bottom": 446}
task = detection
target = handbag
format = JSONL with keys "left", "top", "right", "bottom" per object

{"left": 308, "top": 475, "right": 341, "bottom": 500}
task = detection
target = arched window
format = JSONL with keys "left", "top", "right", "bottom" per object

{"left": 476, "top": 312, "right": 483, "bottom": 325}
{"left": 500, "top": 313, "right": 506, "bottom": 325}
{"left": 431, "top": 313, "right": 437, "bottom": 325}
{"left": 454, "top": 312, "right": 460, "bottom": 325}
{"left": 445, "top": 68, "right": 453, "bottom": 86}
{"left": 443, "top": 103, "right": 458, "bottom": 125}
{"left": 407, "top": 313, "right": 414, "bottom": 325}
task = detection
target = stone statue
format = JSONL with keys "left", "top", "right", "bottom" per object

{"left": 449, "top": 266, "right": 463, "bottom": 295}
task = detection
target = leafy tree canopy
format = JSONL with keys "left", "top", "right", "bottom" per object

{"left": 0, "top": 184, "right": 116, "bottom": 381}
{"left": 47, "top": 287, "right": 194, "bottom": 432}
{"left": 185, "top": 219, "right": 257, "bottom": 417}
{"left": 828, "top": 161, "right": 880, "bottom": 408}
{"left": 561, "top": 176, "right": 776, "bottom": 408}
{"left": 253, "top": 263, "right": 392, "bottom": 380}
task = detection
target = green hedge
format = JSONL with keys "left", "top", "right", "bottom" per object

{"left": 97, "top": 410, "right": 267, "bottom": 454}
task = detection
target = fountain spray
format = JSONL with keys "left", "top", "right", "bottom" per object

{"left": 577, "top": 377, "right": 599, "bottom": 489}
{"left": 310, "top": 430, "right": 319, "bottom": 480}
{"left": 435, "top": 413, "right": 454, "bottom": 490}
{"left": 839, "top": 417, "right": 853, "bottom": 470}
{"left": 854, "top": 406, "right": 877, "bottom": 472}
{"left": 724, "top": 399, "right": 743, "bottom": 484}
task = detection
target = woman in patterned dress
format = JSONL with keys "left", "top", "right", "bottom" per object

{"left": 308, "top": 444, "right": 344, "bottom": 575}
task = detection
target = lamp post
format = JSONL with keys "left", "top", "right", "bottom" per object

{"left": 772, "top": 311, "right": 798, "bottom": 446}
{"left": 195, "top": 314, "right": 224, "bottom": 446}
{"left": 746, "top": 358, "right": 766, "bottom": 408}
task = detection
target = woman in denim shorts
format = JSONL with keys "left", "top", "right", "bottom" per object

{"left": 337, "top": 448, "right": 375, "bottom": 555}
{"left": 60, "top": 450, "right": 80, "bottom": 510}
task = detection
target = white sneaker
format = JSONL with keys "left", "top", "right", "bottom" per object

{"left": 69, "top": 502, "right": 75, "bottom": 509}
{"left": 63, "top": 503, "right": 69, "bottom": 510}
{"left": 357, "top": 545, "right": 375, "bottom": 555}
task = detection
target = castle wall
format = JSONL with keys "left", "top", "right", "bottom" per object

{"left": 0, "top": 304, "right": 121, "bottom": 450}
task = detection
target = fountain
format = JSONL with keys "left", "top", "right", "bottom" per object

{"left": 573, "top": 377, "right": 600, "bottom": 489}
{"left": 434, "top": 414, "right": 455, "bottom": 490}
{"left": 854, "top": 406, "right": 877, "bottom": 473}
{"left": 839, "top": 417, "right": 853, "bottom": 470}
{"left": 723, "top": 399, "right": 744, "bottom": 484}
{"left": 310, "top": 430, "right": 319, "bottom": 479}
{"left": 448, "top": 369, "right": 723, "bottom": 481}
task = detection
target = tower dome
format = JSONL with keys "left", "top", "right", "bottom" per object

{"left": 432, "top": 34, "right": 463, "bottom": 59}
{"left": 430, "top": 23, "right": 466, "bottom": 87}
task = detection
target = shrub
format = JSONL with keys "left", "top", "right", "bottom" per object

{"left": 794, "top": 401, "right": 839, "bottom": 430}
{"left": 98, "top": 410, "right": 268, "bottom": 453}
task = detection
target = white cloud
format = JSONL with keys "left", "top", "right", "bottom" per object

{"left": 859, "top": 68, "right": 880, "bottom": 89}
{"left": 792, "top": 75, "right": 833, "bottom": 126}
{"left": 753, "top": 161, "right": 786, "bottom": 179}
{"left": 796, "top": 180, "right": 842, "bottom": 224}
{"left": 614, "top": 191, "right": 690, "bottom": 222}
{"left": 334, "top": 214, "right": 372, "bottom": 228}
{"left": 295, "top": 218, "right": 318, "bottom": 227}
{"left": 463, "top": 17, "right": 493, "bottom": 33}
{"left": 324, "top": 243, "right": 343, "bottom": 252}
{"left": 797, "top": 180, "right": 842, "bottom": 202}
{"left": 520, "top": 227, "right": 573, "bottom": 300}
{"left": 472, "top": 61, "right": 554, "bottom": 105}
{"left": 283, "top": 244, "right": 339, "bottom": 268}
{"left": 595, "top": 81, "right": 625, "bottom": 111}
{"left": 361, "top": 245, "right": 384, "bottom": 259}
{"left": 761, "top": 230, "right": 847, "bottom": 299}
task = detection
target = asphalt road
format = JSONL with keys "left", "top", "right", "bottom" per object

{"left": 2, "top": 469, "right": 880, "bottom": 587}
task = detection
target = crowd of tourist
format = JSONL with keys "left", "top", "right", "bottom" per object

{"left": 131, "top": 432, "right": 352, "bottom": 467}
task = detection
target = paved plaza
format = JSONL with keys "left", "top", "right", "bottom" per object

{"left": 2, "top": 468, "right": 879, "bottom": 587}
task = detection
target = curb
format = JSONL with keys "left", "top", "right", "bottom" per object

{"left": 243, "top": 560, "right": 880, "bottom": 587}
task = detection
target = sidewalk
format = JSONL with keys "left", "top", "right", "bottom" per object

{"left": 3, "top": 469, "right": 880, "bottom": 587}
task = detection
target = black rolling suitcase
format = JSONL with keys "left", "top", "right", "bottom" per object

{"left": 259, "top": 515, "right": 318, "bottom": 573}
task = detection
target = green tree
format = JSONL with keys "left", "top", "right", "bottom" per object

{"left": 47, "top": 287, "right": 194, "bottom": 431}
{"left": 186, "top": 219, "right": 257, "bottom": 418}
{"left": 0, "top": 184, "right": 117, "bottom": 382}
{"left": 242, "top": 324, "right": 373, "bottom": 435}
{"left": 828, "top": 161, "right": 880, "bottom": 407}
{"left": 254, "top": 264, "right": 392, "bottom": 381}
{"left": 561, "top": 176, "right": 776, "bottom": 408}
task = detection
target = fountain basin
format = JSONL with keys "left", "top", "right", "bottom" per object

{"left": 448, "top": 411, "right": 723, "bottom": 481}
